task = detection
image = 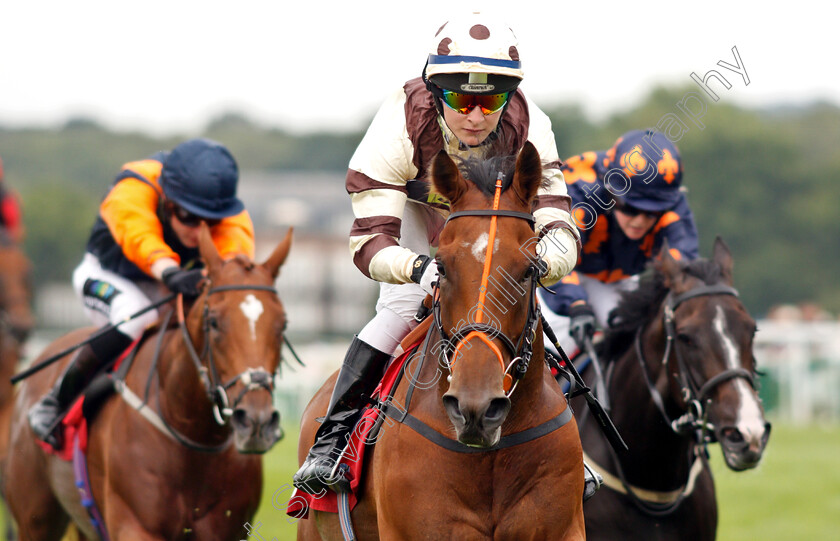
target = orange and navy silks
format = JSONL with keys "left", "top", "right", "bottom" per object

{"left": 85, "top": 152, "right": 254, "bottom": 281}
{"left": 542, "top": 152, "right": 698, "bottom": 317}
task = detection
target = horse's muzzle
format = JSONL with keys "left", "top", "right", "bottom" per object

{"left": 442, "top": 393, "right": 511, "bottom": 447}
{"left": 717, "top": 421, "right": 772, "bottom": 471}
{"left": 231, "top": 406, "right": 283, "bottom": 454}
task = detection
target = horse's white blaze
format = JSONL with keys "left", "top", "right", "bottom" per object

{"left": 713, "top": 305, "right": 765, "bottom": 444}
{"left": 467, "top": 233, "right": 500, "bottom": 263}
{"left": 240, "top": 294, "right": 264, "bottom": 341}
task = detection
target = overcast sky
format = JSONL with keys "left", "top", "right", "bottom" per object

{"left": 2, "top": 1, "right": 836, "bottom": 136}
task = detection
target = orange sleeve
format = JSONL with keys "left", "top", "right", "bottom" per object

{"left": 99, "top": 178, "right": 176, "bottom": 276}
{"left": 211, "top": 210, "right": 255, "bottom": 260}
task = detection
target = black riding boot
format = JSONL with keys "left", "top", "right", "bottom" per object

{"left": 293, "top": 337, "right": 391, "bottom": 494}
{"left": 28, "top": 328, "right": 133, "bottom": 448}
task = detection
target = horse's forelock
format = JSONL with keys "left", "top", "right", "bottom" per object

{"left": 451, "top": 154, "right": 515, "bottom": 197}
{"left": 684, "top": 258, "right": 723, "bottom": 285}
{"left": 230, "top": 254, "right": 255, "bottom": 272}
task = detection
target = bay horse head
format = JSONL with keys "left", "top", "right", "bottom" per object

{"left": 429, "top": 142, "right": 546, "bottom": 448}
{"left": 0, "top": 232, "right": 35, "bottom": 346}
{"left": 184, "top": 225, "right": 293, "bottom": 454}
{"left": 647, "top": 237, "right": 771, "bottom": 470}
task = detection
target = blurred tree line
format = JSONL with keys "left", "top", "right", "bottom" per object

{"left": 1, "top": 86, "right": 838, "bottom": 316}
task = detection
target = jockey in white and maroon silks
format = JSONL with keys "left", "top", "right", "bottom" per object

{"left": 541, "top": 129, "right": 700, "bottom": 357}
{"left": 294, "top": 11, "right": 600, "bottom": 497}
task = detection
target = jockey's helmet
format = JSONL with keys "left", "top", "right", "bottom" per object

{"left": 608, "top": 129, "right": 684, "bottom": 213}
{"left": 423, "top": 12, "right": 523, "bottom": 100}
{"left": 160, "top": 138, "right": 244, "bottom": 219}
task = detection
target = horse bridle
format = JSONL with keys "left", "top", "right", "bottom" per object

{"left": 432, "top": 176, "right": 543, "bottom": 396}
{"left": 179, "top": 283, "right": 280, "bottom": 426}
{"left": 635, "top": 283, "right": 757, "bottom": 440}
{"left": 380, "top": 188, "right": 578, "bottom": 453}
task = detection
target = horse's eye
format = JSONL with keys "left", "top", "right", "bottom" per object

{"left": 436, "top": 260, "right": 446, "bottom": 277}
{"left": 676, "top": 333, "right": 694, "bottom": 348}
{"left": 208, "top": 315, "right": 220, "bottom": 330}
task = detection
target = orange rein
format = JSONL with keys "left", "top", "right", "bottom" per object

{"left": 450, "top": 176, "right": 514, "bottom": 392}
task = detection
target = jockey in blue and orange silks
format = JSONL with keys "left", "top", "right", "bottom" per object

{"left": 540, "top": 129, "right": 699, "bottom": 357}
{"left": 28, "top": 138, "right": 255, "bottom": 448}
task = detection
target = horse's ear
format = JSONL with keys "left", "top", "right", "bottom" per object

{"left": 512, "top": 141, "right": 542, "bottom": 207}
{"left": 430, "top": 149, "right": 466, "bottom": 204}
{"left": 262, "top": 227, "right": 293, "bottom": 279}
{"left": 198, "top": 223, "right": 223, "bottom": 274}
{"left": 654, "top": 239, "right": 684, "bottom": 289}
{"left": 712, "top": 236, "right": 734, "bottom": 285}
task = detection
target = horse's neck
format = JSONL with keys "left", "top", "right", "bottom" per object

{"left": 608, "top": 319, "right": 696, "bottom": 487}
{"left": 156, "top": 322, "right": 230, "bottom": 444}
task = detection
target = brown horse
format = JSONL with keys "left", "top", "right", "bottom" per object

{"left": 0, "top": 232, "right": 35, "bottom": 540}
{"left": 0, "top": 232, "right": 35, "bottom": 350}
{"left": 574, "top": 239, "right": 771, "bottom": 540}
{"left": 297, "top": 143, "right": 586, "bottom": 540}
{"left": 4, "top": 226, "right": 292, "bottom": 540}
{"left": 0, "top": 232, "right": 35, "bottom": 443}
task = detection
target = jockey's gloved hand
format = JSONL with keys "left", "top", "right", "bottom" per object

{"left": 534, "top": 257, "right": 549, "bottom": 279}
{"left": 410, "top": 255, "right": 438, "bottom": 296}
{"left": 568, "top": 302, "right": 596, "bottom": 350}
{"left": 536, "top": 227, "right": 579, "bottom": 287}
{"left": 162, "top": 267, "right": 205, "bottom": 298}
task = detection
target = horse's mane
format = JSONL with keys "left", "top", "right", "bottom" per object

{"left": 599, "top": 257, "right": 726, "bottom": 361}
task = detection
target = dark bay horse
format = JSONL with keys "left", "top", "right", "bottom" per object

{"left": 575, "top": 239, "right": 771, "bottom": 540}
{"left": 4, "top": 226, "right": 293, "bottom": 540}
{"left": 298, "top": 142, "right": 585, "bottom": 540}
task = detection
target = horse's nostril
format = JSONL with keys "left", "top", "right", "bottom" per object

{"left": 232, "top": 408, "right": 250, "bottom": 429}
{"left": 721, "top": 427, "right": 744, "bottom": 444}
{"left": 484, "top": 397, "right": 511, "bottom": 424}
{"left": 442, "top": 395, "right": 465, "bottom": 424}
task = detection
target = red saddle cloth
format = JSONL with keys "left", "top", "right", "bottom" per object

{"left": 36, "top": 397, "right": 88, "bottom": 461}
{"left": 286, "top": 343, "right": 416, "bottom": 519}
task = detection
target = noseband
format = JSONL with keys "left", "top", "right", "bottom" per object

{"left": 636, "top": 283, "right": 757, "bottom": 439}
{"left": 179, "top": 283, "right": 280, "bottom": 426}
{"left": 434, "top": 175, "right": 541, "bottom": 396}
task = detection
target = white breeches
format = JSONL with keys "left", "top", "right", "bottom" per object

{"left": 72, "top": 253, "right": 168, "bottom": 340}
{"left": 538, "top": 274, "right": 640, "bottom": 357}
{"left": 358, "top": 202, "right": 444, "bottom": 355}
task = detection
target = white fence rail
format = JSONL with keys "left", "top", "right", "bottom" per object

{"left": 753, "top": 321, "right": 840, "bottom": 423}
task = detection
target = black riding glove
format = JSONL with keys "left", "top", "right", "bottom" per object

{"left": 568, "top": 302, "right": 596, "bottom": 350}
{"left": 162, "top": 267, "right": 205, "bottom": 298}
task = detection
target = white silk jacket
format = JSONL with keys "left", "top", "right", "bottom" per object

{"left": 346, "top": 78, "right": 581, "bottom": 286}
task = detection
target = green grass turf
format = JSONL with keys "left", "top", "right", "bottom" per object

{"left": 3, "top": 423, "right": 838, "bottom": 539}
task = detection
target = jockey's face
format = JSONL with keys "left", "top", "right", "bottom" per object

{"left": 442, "top": 102, "right": 502, "bottom": 146}
{"left": 614, "top": 208, "right": 659, "bottom": 240}
{"left": 169, "top": 211, "right": 203, "bottom": 248}
{"left": 167, "top": 203, "right": 220, "bottom": 248}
